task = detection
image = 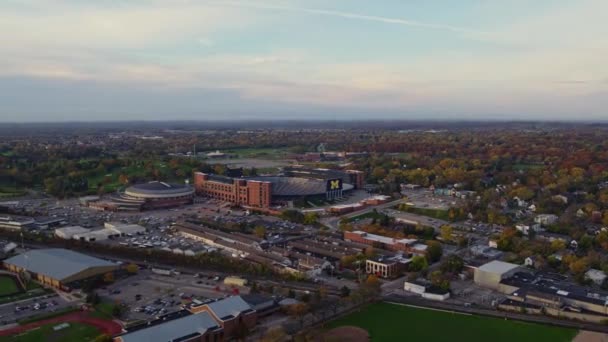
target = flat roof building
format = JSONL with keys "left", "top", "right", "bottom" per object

{"left": 55, "top": 226, "right": 91, "bottom": 239}
{"left": 3, "top": 248, "right": 117, "bottom": 290}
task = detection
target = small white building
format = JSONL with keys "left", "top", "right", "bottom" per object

{"left": 104, "top": 223, "right": 146, "bottom": 236}
{"left": 585, "top": 269, "right": 607, "bottom": 286}
{"left": 524, "top": 256, "right": 537, "bottom": 267}
{"left": 534, "top": 214, "right": 558, "bottom": 226}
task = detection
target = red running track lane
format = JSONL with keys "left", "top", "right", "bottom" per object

{"left": 0, "top": 310, "right": 123, "bottom": 337}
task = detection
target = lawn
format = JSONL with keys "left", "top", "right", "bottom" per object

{"left": 397, "top": 205, "right": 451, "bottom": 221}
{"left": 326, "top": 302, "right": 577, "bottom": 342}
{"left": 0, "top": 276, "right": 21, "bottom": 297}
{"left": 91, "top": 302, "right": 117, "bottom": 319}
{"left": 225, "top": 147, "right": 290, "bottom": 159}
{"left": 346, "top": 211, "right": 385, "bottom": 222}
{"left": 0, "top": 322, "right": 100, "bottom": 342}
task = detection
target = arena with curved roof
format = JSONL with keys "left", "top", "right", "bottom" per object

{"left": 88, "top": 181, "right": 194, "bottom": 212}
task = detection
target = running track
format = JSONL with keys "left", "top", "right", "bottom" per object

{"left": 0, "top": 310, "right": 122, "bottom": 337}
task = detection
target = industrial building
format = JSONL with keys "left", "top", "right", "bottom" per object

{"left": 55, "top": 223, "right": 146, "bottom": 242}
{"left": 3, "top": 248, "right": 118, "bottom": 290}
{"left": 344, "top": 231, "right": 428, "bottom": 256}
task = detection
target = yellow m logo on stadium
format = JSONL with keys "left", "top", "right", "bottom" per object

{"left": 330, "top": 180, "right": 340, "bottom": 190}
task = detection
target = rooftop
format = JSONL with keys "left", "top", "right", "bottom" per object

{"left": 4, "top": 248, "right": 116, "bottom": 281}
{"left": 205, "top": 296, "right": 253, "bottom": 321}
{"left": 478, "top": 260, "right": 520, "bottom": 275}
{"left": 117, "top": 311, "right": 219, "bottom": 342}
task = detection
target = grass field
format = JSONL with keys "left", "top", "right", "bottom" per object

{"left": 326, "top": 302, "right": 577, "bottom": 342}
{"left": 397, "top": 205, "right": 451, "bottom": 221}
{"left": 225, "top": 147, "right": 290, "bottom": 159}
{"left": 0, "top": 322, "right": 100, "bottom": 342}
{"left": 0, "top": 276, "right": 21, "bottom": 297}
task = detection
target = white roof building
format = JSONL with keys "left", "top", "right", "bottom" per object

{"left": 585, "top": 269, "right": 607, "bottom": 286}
{"left": 55, "top": 226, "right": 91, "bottom": 239}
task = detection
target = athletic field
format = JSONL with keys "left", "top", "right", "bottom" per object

{"left": 0, "top": 275, "right": 21, "bottom": 297}
{"left": 326, "top": 302, "right": 578, "bottom": 342}
{"left": 0, "top": 322, "right": 100, "bottom": 342}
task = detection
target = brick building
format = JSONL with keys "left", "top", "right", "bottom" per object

{"left": 194, "top": 172, "right": 272, "bottom": 208}
{"left": 187, "top": 296, "right": 257, "bottom": 337}
{"left": 344, "top": 230, "right": 428, "bottom": 256}
{"left": 366, "top": 255, "right": 409, "bottom": 278}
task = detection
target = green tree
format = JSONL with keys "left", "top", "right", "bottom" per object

{"left": 440, "top": 254, "right": 464, "bottom": 273}
{"left": 409, "top": 255, "right": 428, "bottom": 272}
{"left": 340, "top": 285, "right": 351, "bottom": 297}
{"left": 425, "top": 241, "right": 443, "bottom": 262}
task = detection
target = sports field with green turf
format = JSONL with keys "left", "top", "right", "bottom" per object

{"left": 0, "top": 322, "right": 100, "bottom": 342}
{"left": 326, "top": 302, "right": 578, "bottom": 342}
{"left": 0, "top": 276, "right": 21, "bottom": 297}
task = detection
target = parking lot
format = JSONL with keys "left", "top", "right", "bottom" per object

{"left": 400, "top": 189, "right": 457, "bottom": 210}
{"left": 101, "top": 270, "right": 247, "bottom": 321}
{"left": 0, "top": 294, "right": 72, "bottom": 325}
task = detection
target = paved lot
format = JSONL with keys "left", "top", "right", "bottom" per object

{"left": 400, "top": 189, "right": 456, "bottom": 210}
{"left": 0, "top": 294, "right": 71, "bottom": 325}
{"left": 102, "top": 271, "right": 244, "bottom": 321}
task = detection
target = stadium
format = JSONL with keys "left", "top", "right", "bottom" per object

{"left": 194, "top": 167, "right": 363, "bottom": 208}
{"left": 246, "top": 176, "right": 354, "bottom": 197}
{"left": 88, "top": 181, "right": 195, "bottom": 211}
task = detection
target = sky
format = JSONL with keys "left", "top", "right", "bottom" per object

{"left": 1, "top": 0, "right": 607, "bottom": 122}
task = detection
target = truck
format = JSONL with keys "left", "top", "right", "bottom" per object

{"left": 151, "top": 268, "right": 172, "bottom": 276}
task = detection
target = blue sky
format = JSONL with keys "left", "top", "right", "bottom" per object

{"left": 1, "top": 0, "right": 607, "bottom": 122}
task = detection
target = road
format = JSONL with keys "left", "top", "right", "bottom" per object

{"left": 0, "top": 294, "right": 71, "bottom": 326}
{"left": 320, "top": 198, "right": 406, "bottom": 230}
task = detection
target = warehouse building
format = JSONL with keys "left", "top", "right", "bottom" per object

{"left": 473, "top": 260, "right": 520, "bottom": 290}
{"left": 3, "top": 248, "right": 118, "bottom": 290}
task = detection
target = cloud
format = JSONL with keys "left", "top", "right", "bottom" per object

{"left": 197, "top": 38, "right": 214, "bottom": 47}
{"left": 217, "top": 1, "right": 487, "bottom": 36}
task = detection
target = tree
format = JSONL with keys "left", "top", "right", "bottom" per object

{"left": 286, "top": 303, "right": 309, "bottom": 328}
{"left": 425, "top": 241, "right": 443, "bottom": 262}
{"left": 94, "top": 335, "right": 112, "bottom": 342}
{"left": 440, "top": 225, "right": 453, "bottom": 242}
{"left": 112, "top": 304, "right": 125, "bottom": 318}
{"left": 303, "top": 212, "right": 319, "bottom": 225}
{"left": 118, "top": 174, "right": 129, "bottom": 185}
{"left": 86, "top": 292, "right": 100, "bottom": 305}
{"left": 340, "top": 285, "right": 351, "bottom": 297}
{"left": 429, "top": 270, "right": 450, "bottom": 291}
{"left": 409, "top": 255, "right": 428, "bottom": 272}
{"left": 126, "top": 263, "right": 139, "bottom": 274}
{"left": 261, "top": 327, "right": 287, "bottom": 342}
{"left": 550, "top": 239, "right": 567, "bottom": 253}
{"left": 103, "top": 272, "right": 115, "bottom": 283}
{"left": 254, "top": 226, "right": 266, "bottom": 239}
{"left": 440, "top": 254, "right": 464, "bottom": 273}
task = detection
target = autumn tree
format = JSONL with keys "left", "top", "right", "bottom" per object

{"left": 254, "top": 226, "right": 266, "bottom": 239}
